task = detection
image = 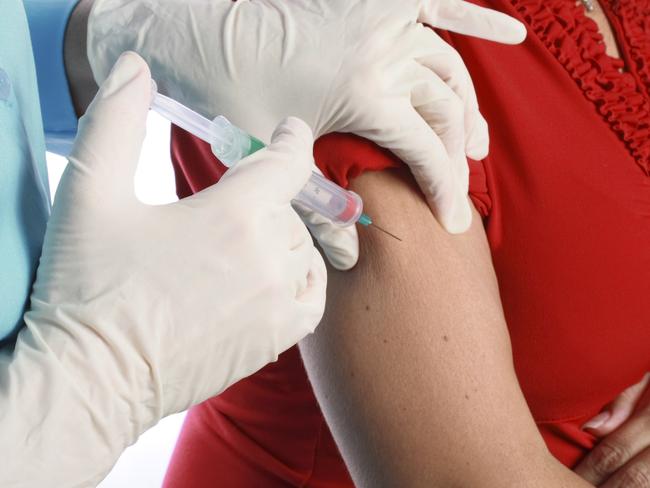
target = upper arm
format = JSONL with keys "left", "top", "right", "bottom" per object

{"left": 299, "top": 167, "right": 587, "bottom": 487}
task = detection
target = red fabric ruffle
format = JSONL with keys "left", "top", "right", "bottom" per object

{"left": 511, "top": 0, "right": 650, "bottom": 174}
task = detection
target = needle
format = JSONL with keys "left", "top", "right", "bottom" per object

{"left": 369, "top": 223, "right": 402, "bottom": 242}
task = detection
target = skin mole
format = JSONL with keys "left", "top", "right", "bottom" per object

{"left": 443, "top": 335, "right": 449, "bottom": 342}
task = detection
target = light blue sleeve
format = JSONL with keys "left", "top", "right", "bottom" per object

{"left": 23, "top": 0, "right": 80, "bottom": 156}
{"left": 0, "top": 0, "right": 51, "bottom": 342}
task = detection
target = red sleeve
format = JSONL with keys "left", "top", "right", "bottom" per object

{"left": 171, "top": 125, "right": 492, "bottom": 218}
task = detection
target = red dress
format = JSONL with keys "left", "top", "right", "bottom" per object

{"left": 163, "top": 0, "right": 650, "bottom": 485}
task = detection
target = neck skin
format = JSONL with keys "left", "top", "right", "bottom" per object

{"left": 585, "top": 0, "right": 622, "bottom": 59}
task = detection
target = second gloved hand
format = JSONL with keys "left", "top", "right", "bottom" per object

{"left": 87, "top": 0, "right": 527, "bottom": 269}
{"left": 0, "top": 53, "right": 325, "bottom": 487}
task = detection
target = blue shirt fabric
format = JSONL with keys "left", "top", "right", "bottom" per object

{"left": 23, "top": 0, "right": 80, "bottom": 156}
{"left": 0, "top": 0, "right": 51, "bottom": 341}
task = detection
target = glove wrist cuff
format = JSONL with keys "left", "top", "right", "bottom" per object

{"left": 23, "top": 303, "right": 164, "bottom": 437}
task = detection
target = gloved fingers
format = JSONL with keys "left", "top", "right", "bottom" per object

{"left": 413, "top": 28, "right": 489, "bottom": 159}
{"left": 407, "top": 63, "right": 470, "bottom": 188}
{"left": 219, "top": 117, "right": 314, "bottom": 204}
{"left": 68, "top": 52, "right": 152, "bottom": 196}
{"left": 418, "top": 0, "right": 527, "bottom": 45}
{"left": 356, "top": 101, "right": 471, "bottom": 233}
{"left": 291, "top": 246, "right": 328, "bottom": 337}
{"left": 293, "top": 201, "right": 360, "bottom": 271}
{"left": 286, "top": 210, "right": 319, "bottom": 298}
{"left": 267, "top": 247, "right": 326, "bottom": 357}
{"left": 270, "top": 209, "right": 327, "bottom": 344}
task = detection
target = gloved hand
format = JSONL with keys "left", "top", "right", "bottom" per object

{"left": 0, "top": 52, "right": 326, "bottom": 487}
{"left": 87, "top": 0, "right": 527, "bottom": 270}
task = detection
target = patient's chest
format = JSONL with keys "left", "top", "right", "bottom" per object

{"left": 447, "top": 0, "right": 650, "bottom": 441}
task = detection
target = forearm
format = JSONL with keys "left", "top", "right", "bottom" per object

{"left": 300, "top": 168, "right": 591, "bottom": 487}
{"left": 64, "top": 0, "right": 97, "bottom": 116}
{"left": 0, "top": 320, "right": 135, "bottom": 487}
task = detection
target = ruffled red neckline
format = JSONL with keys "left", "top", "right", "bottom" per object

{"left": 510, "top": 0, "right": 650, "bottom": 174}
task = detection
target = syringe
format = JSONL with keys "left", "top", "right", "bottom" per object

{"left": 150, "top": 81, "right": 372, "bottom": 228}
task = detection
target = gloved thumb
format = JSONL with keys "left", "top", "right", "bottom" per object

{"left": 220, "top": 117, "right": 313, "bottom": 204}
{"left": 67, "top": 52, "right": 152, "bottom": 200}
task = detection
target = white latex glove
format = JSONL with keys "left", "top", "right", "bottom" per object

{"left": 87, "top": 0, "right": 527, "bottom": 269}
{"left": 0, "top": 52, "right": 326, "bottom": 487}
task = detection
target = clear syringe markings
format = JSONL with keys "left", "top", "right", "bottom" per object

{"left": 150, "top": 81, "right": 401, "bottom": 240}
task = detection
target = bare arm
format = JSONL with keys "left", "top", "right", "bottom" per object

{"left": 300, "top": 167, "right": 591, "bottom": 487}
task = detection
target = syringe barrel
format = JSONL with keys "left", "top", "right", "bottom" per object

{"left": 149, "top": 82, "right": 364, "bottom": 226}
{"left": 210, "top": 117, "right": 364, "bottom": 226}
{"left": 295, "top": 173, "right": 364, "bottom": 227}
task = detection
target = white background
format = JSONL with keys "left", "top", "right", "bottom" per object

{"left": 46, "top": 113, "right": 187, "bottom": 488}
